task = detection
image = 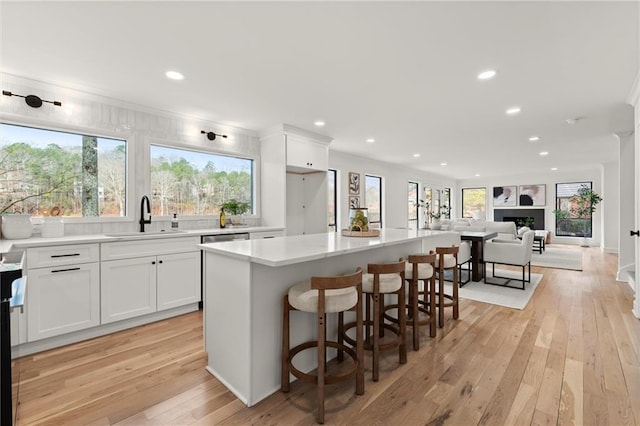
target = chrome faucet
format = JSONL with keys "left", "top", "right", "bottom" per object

{"left": 139, "top": 195, "right": 151, "bottom": 232}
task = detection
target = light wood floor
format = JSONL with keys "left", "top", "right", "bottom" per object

{"left": 12, "top": 247, "right": 640, "bottom": 425}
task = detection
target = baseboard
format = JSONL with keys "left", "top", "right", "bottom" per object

{"left": 616, "top": 267, "right": 636, "bottom": 292}
{"left": 602, "top": 247, "right": 619, "bottom": 254}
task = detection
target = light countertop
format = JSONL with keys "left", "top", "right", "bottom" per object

{"left": 0, "top": 226, "right": 284, "bottom": 254}
{"left": 199, "top": 228, "right": 455, "bottom": 267}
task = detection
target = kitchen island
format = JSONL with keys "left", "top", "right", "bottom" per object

{"left": 199, "top": 228, "right": 459, "bottom": 406}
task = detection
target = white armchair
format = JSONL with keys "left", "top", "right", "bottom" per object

{"left": 483, "top": 230, "right": 534, "bottom": 290}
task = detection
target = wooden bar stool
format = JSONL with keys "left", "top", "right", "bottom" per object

{"left": 342, "top": 259, "right": 406, "bottom": 381}
{"left": 281, "top": 268, "right": 364, "bottom": 424}
{"left": 435, "top": 246, "right": 459, "bottom": 328}
{"left": 405, "top": 253, "right": 437, "bottom": 350}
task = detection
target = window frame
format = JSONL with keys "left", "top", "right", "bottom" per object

{"left": 364, "top": 174, "right": 383, "bottom": 228}
{"left": 555, "top": 181, "right": 594, "bottom": 238}
{"left": 461, "top": 187, "right": 486, "bottom": 219}
{"left": 408, "top": 181, "right": 418, "bottom": 228}
{"left": 328, "top": 169, "right": 337, "bottom": 232}
{"left": 147, "top": 140, "right": 257, "bottom": 218}
{"left": 0, "top": 120, "right": 134, "bottom": 223}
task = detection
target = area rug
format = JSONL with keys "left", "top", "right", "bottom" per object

{"left": 531, "top": 246, "right": 582, "bottom": 271}
{"left": 444, "top": 268, "right": 543, "bottom": 310}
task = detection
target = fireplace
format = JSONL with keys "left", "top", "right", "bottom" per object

{"left": 493, "top": 208, "right": 545, "bottom": 230}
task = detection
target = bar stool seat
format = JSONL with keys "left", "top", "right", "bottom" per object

{"left": 282, "top": 269, "right": 364, "bottom": 424}
{"left": 362, "top": 273, "right": 402, "bottom": 293}
{"left": 289, "top": 282, "right": 358, "bottom": 313}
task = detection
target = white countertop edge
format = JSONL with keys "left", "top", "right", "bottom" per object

{"left": 199, "top": 230, "right": 457, "bottom": 267}
{"left": 0, "top": 226, "right": 284, "bottom": 253}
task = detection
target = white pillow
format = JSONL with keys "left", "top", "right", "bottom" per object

{"left": 517, "top": 226, "right": 530, "bottom": 236}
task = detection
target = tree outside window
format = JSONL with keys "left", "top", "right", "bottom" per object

{"left": 0, "top": 123, "right": 126, "bottom": 217}
{"left": 150, "top": 145, "right": 253, "bottom": 216}
{"left": 462, "top": 188, "right": 486, "bottom": 219}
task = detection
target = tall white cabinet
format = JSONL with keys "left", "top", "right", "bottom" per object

{"left": 260, "top": 124, "right": 333, "bottom": 235}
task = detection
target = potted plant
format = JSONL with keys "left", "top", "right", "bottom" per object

{"left": 221, "top": 199, "right": 251, "bottom": 225}
{"left": 429, "top": 211, "right": 442, "bottom": 230}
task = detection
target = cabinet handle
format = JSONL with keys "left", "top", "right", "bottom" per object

{"left": 50, "top": 253, "right": 81, "bottom": 258}
{"left": 158, "top": 260, "right": 163, "bottom": 264}
{"left": 152, "top": 261, "right": 156, "bottom": 265}
{"left": 51, "top": 267, "right": 81, "bottom": 273}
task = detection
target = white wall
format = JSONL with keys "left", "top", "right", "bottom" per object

{"left": 457, "top": 167, "right": 605, "bottom": 246}
{"left": 602, "top": 160, "right": 620, "bottom": 253}
{"left": 618, "top": 133, "right": 635, "bottom": 272}
{"left": 328, "top": 151, "right": 456, "bottom": 230}
{"left": 0, "top": 74, "right": 261, "bottom": 235}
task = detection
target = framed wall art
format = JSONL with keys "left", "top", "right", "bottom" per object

{"left": 492, "top": 185, "right": 517, "bottom": 207}
{"left": 349, "top": 196, "right": 360, "bottom": 209}
{"left": 348, "top": 172, "right": 360, "bottom": 195}
{"left": 518, "top": 184, "right": 546, "bottom": 206}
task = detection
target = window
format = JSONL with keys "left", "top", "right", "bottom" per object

{"left": 408, "top": 181, "right": 418, "bottom": 228}
{"left": 555, "top": 181, "right": 594, "bottom": 237}
{"left": 150, "top": 145, "right": 253, "bottom": 216}
{"left": 462, "top": 187, "right": 486, "bottom": 219}
{"left": 0, "top": 123, "right": 127, "bottom": 217}
{"left": 443, "top": 188, "right": 451, "bottom": 219}
{"left": 364, "top": 175, "right": 382, "bottom": 228}
{"left": 328, "top": 169, "right": 337, "bottom": 231}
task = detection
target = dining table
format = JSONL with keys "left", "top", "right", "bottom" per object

{"left": 458, "top": 230, "right": 498, "bottom": 282}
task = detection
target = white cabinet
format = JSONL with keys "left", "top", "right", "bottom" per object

{"left": 250, "top": 230, "right": 284, "bottom": 239}
{"left": 286, "top": 173, "right": 329, "bottom": 235}
{"left": 101, "top": 237, "right": 200, "bottom": 324}
{"left": 261, "top": 124, "right": 332, "bottom": 235}
{"left": 286, "top": 135, "right": 328, "bottom": 172}
{"left": 26, "top": 244, "right": 100, "bottom": 341}
{"left": 157, "top": 252, "right": 201, "bottom": 311}
{"left": 100, "top": 256, "right": 157, "bottom": 324}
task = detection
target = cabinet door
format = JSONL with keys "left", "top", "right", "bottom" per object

{"left": 157, "top": 252, "right": 201, "bottom": 311}
{"left": 27, "top": 263, "right": 100, "bottom": 341}
{"left": 286, "top": 136, "right": 328, "bottom": 172}
{"left": 101, "top": 256, "right": 157, "bottom": 324}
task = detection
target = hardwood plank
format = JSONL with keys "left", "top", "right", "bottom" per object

{"left": 11, "top": 246, "right": 640, "bottom": 426}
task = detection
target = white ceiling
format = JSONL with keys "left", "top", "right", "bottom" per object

{"left": 1, "top": 1, "right": 638, "bottom": 180}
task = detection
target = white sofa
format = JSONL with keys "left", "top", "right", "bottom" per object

{"left": 441, "top": 219, "right": 517, "bottom": 240}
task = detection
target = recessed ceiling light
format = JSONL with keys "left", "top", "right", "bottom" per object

{"left": 477, "top": 69, "right": 497, "bottom": 80}
{"left": 366, "top": 138, "right": 375, "bottom": 143}
{"left": 440, "top": 162, "right": 447, "bottom": 166}
{"left": 506, "top": 107, "right": 521, "bottom": 115}
{"left": 165, "top": 71, "right": 184, "bottom": 80}
{"left": 539, "top": 151, "right": 549, "bottom": 156}
{"left": 475, "top": 173, "right": 480, "bottom": 177}
{"left": 314, "top": 120, "right": 325, "bottom": 127}
{"left": 529, "top": 136, "right": 540, "bottom": 142}
{"left": 413, "top": 153, "right": 421, "bottom": 158}
{"left": 551, "top": 167, "right": 558, "bottom": 171}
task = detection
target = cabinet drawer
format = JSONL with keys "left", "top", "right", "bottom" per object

{"left": 27, "top": 244, "right": 99, "bottom": 269}
{"left": 250, "top": 231, "right": 284, "bottom": 239}
{"left": 101, "top": 236, "right": 200, "bottom": 261}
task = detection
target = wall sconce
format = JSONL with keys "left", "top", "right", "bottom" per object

{"left": 201, "top": 130, "right": 228, "bottom": 141}
{"left": 2, "top": 90, "right": 62, "bottom": 108}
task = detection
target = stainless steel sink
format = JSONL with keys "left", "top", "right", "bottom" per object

{"left": 104, "top": 230, "right": 187, "bottom": 237}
